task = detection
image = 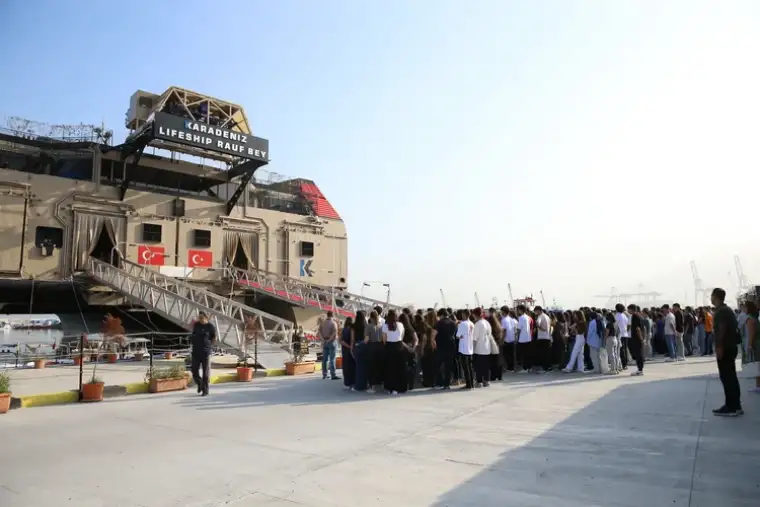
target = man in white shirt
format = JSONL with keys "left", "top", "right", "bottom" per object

{"left": 456, "top": 309, "right": 475, "bottom": 389}
{"left": 516, "top": 305, "right": 533, "bottom": 373}
{"left": 472, "top": 307, "right": 493, "bottom": 387}
{"left": 534, "top": 306, "right": 552, "bottom": 373}
{"left": 662, "top": 304, "right": 678, "bottom": 362}
{"left": 500, "top": 306, "right": 517, "bottom": 372}
{"left": 615, "top": 304, "right": 630, "bottom": 370}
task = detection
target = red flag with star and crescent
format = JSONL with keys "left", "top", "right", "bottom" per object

{"left": 137, "top": 245, "right": 165, "bottom": 266}
{"left": 188, "top": 249, "right": 212, "bottom": 268}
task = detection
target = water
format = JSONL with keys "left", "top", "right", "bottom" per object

{"left": 0, "top": 312, "right": 151, "bottom": 346}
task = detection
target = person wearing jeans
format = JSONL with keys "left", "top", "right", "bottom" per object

{"left": 662, "top": 304, "right": 678, "bottom": 362}
{"left": 319, "top": 311, "right": 339, "bottom": 380}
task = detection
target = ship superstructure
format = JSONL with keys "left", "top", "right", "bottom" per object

{"left": 0, "top": 86, "right": 397, "bottom": 365}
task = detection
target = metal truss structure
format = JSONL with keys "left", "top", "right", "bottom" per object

{"left": 225, "top": 265, "right": 400, "bottom": 318}
{"left": 86, "top": 258, "right": 294, "bottom": 359}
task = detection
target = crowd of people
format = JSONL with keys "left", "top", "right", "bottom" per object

{"left": 316, "top": 287, "right": 758, "bottom": 417}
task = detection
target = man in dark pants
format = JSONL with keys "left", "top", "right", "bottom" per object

{"left": 434, "top": 309, "right": 457, "bottom": 389}
{"left": 627, "top": 304, "right": 645, "bottom": 375}
{"left": 191, "top": 312, "right": 216, "bottom": 396}
{"left": 711, "top": 288, "right": 743, "bottom": 417}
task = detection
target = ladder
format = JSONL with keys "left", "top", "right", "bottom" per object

{"left": 86, "top": 258, "right": 294, "bottom": 358}
{"left": 225, "top": 265, "right": 399, "bottom": 318}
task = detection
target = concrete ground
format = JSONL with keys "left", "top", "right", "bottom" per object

{"left": 1, "top": 357, "right": 758, "bottom": 507}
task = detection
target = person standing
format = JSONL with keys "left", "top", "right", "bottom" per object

{"left": 320, "top": 311, "right": 339, "bottom": 380}
{"left": 500, "top": 307, "right": 517, "bottom": 373}
{"left": 381, "top": 309, "right": 407, "bottom": 395}
{"left": 605, "top": 312, "right": 621, "bottom": 374}
{"left": 673, "top": 303, "right": 686, "bottom": 361}
{"left": 472, "top": 307, "right": 492, "bottom": 387}
{"left": 711, "top": 288, "right": 743, "bottom": 416}
{"left": 352, "top": 311, "right": 368, "bottom": 392}
{"left": 704, "top": 308, "right": 715, "bottom": 355}
{"left": 563, "top": 311, "right": 586, "bottom": 373}
{"left": 615, "top": 304, "right": 630, "bottom": 369}
{"left": 534, "top": 307, "right": 553, "bottom": 373}
{"left": 516, "top": 305, "right": 533, "bottom": 373}
{"left": 191, "top": 312, "right": 216, "bottom": 396}
{"left": 456, "top": 309, "right": 475, "bottom": 389}
{"left": 662, "top": 304, "right": 678, "bottom": 362}
{"left": 684, "top": 307, "right": 697, "bottom": 356}
{"left": 627, "top": 305, "right": 645, "bottom": 375}
{"left": 434, "top": 309, "right": 457, "bottom": 389}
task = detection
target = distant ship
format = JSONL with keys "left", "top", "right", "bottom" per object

{"left": 0, "top": 314, "right": 62, "bottom": 331}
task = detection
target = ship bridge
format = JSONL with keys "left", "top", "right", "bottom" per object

{"left": 0, "top": 85, "right": 398, "bottom": 366}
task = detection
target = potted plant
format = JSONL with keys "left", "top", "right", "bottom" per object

{"left": 285, "top": 330, "right": 316, "bottom": 375}
{"left": 237, "top": 316, "right": 262, "bottom": 382}
{"left": 0, "top": 370, "right": 11, "bottom": 414}
{"left": 147, "top": 363, "right": 188, "bottom": 393}
{"left": 81, "top": 373, "right": 105, "bottom": 402}
{"left": 164, "top": 351, "right": 174, "bottom": 359}
{"left": 102, "top": 314, "right": 125, "bottom": 364}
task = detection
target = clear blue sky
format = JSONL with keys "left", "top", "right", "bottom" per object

{"left": 2, "top": 0, "right": 760, "bottom": 308}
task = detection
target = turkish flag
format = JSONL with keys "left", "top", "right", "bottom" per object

{"left": 137, "top": 245, "right": 165, "bottom": 266}
{"left": 188, "top": 249, "right": 212, "bottom": 268}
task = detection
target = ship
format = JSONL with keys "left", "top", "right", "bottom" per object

{"left": 0, "top": 86, "right": 400, "bottom": 367}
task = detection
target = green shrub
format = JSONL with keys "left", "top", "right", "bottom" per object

{"left": 0, "top": 371, "right": 10, "bottom": 393}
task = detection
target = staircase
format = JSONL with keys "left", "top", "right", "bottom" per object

{"left": 85, "top": 258, "right": 294, "bottom": 367}
{"left": 225, "top": 265, "right": 400, "bottom": 318}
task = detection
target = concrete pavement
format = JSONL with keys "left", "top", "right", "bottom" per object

{"left": 1, "top": 357, "right": 758, "bottom": 507}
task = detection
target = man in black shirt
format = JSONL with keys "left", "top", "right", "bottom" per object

{"left": 191, "top": 312, "right": 216, "bottom": 396}
{"left": 683, "top": 307, "right": 696, "bottom": 356}
{"left": 710, "top": 288, "right": 742, "bottom": 416}
{"left": 673, "top": 303, "right": 685, "bottom": 360}
{"left": 434, "top": 309, "right": 457, "bottom": 389}
{"left": 627, "top": 305, "right": 645, "bottom": 375}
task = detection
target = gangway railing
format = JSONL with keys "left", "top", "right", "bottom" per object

{"left": 85, "top": 258, "right": 294, "bottom": 357}
{"left": 225, "top": 265, "right": 400, "bottom": 318}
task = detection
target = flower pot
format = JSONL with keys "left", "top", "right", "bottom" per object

{"left": 149, "top": 378, "right": 187, "bottom": 393}
{"left": 164, "top": 352, "right": 174, "bottom": 360}
{"left": 107, "top": 353, "right": 119, "bottom": 364}
{"left": 237, "top": 366, "right": 254, "bottom": 382}
{"left": 134, "top": 352, "right": 144, "bottom": 361}
{"left": 0, "top": 393, "right": 10, "bottom": 414}
{"left": 336, "top": 356, "right": 343, "bottom": 369}
{"left": 33, "top": 359, "right": 46, "bottom": 369}
{"left": 81, "top": 382, "right": 104, "bottom": 402}
{"left": 73, "top": 356, "right": 85, "bottom": 366}
{"left": 285, "top": 361, "right": 316, "bottom": 376}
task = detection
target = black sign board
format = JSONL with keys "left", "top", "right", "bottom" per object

{"left": 152, "top": 112, "right": 268, "bottom": 162}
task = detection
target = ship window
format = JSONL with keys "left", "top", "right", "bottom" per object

{"left": 300, "top": 241, "right": 314, "bottom": 257}
{"left": 142, "top": 223, "right": 162, "bottom": 243}
{"left": 193, "top": 229, "right": 211, "bottom": 248}
{"left": 35, "top": 226, "right": 63, "bottom": 248}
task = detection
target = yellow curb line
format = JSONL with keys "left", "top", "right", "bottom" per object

{"left": 10, "top": 363, "right": 327, "bottom": 409}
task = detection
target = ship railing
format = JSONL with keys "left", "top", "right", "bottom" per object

{"left": 86, "top": 258, "right": 294, "bottom": 356}
{"left": 225, "top": 265, "right": 401, "bottom": 316}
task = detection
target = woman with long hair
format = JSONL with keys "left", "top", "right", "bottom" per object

{"left": 352, "top": 311, "right": 368, "bottom": 391}
{"left": 399, "top": 312, "right": 418, "bottom": 391}
{"left": 563, "top": 311, "right": 587, "bottom": 373}
{"left": 420, "top": 310, "right": 438, "bottom": 387}
{"left": 381, "top": 310, "right": 406, "bottom": 395}
{"left": 340, "top": 316, "right": 355, "bottom": 389}
{"left": 487, "top": 312, "right": 504, "bottom": 380}
{"left": 364, "top": 310, "right": 383, "bottom": 393}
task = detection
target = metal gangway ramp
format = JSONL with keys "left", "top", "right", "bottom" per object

{"left": 226, "top": 265, "right": 400, "bottom": 318}
{"left": 85, "top": 258, "right": 294, "bottom": 368}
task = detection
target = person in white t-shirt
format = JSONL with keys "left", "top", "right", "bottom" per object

{"left": 515, "top": 305, "right": 533, "bottom": 373}
{"left": 500, "top": 306, "right": 518, "bottom": 372}
{"left": 381, "top": 310, "right": 406, "bottom": 395}
{"left": 534, "top": 306, "right": 552, "bottom": 373}
{"left": 456, "top": 309, "right": 475, "bottom": 389}
{"left": 472, "top": 307, "right": 493, "bottom": 387}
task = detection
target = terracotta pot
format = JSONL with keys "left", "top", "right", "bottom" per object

{"left": 33, "top": 359, "right": 46, "bottom": 370}
{"left": 336, "top": 356, "right": 343, "bottom": 369}
{"left": 237, "top": 366, "right": 254, "bottom": 382}
{"left": 285, "top": 361, "right": 316, "bottom": 376}
{"left": 149, "top": 378, "right": 187, "bottom": 393}
{"left": 164, "top": 351, "right": 174, "bottom": 359}
{"left": 81, "top": 382, "right": 104, "bottom": 402}
{"left": 73, "top": 356, "right": 85, "bottom": 366}
{"left": 134, "top": 352, "right": 144, "bottom": 361}
{"left": 107, "top": 353, "right": 119, "bottom": 364}
{"left": 0, "top": 393, "right": 10, "bottom": 414}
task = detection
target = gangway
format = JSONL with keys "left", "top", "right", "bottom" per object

{"left": 85, "top": 258, "right": 294, "bottom": 367}
{"left": 225, "top": 266, "right": 400, "bottom": 318}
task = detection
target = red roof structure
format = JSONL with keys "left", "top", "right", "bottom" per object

{"left": 298, "top": 181, "right": 341, "bottom": 220}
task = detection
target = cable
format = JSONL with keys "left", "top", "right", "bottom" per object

{"left": 69, "top": 276, "right": 90, "bottom": 335}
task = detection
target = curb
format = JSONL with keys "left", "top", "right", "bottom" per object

{"left": 6, "top": 364, "right": 324, "bottom": 411}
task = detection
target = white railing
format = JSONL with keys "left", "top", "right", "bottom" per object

{"left": 86, "top": 258, "right": 294, "bottom": 357}
{"left": 225, "top": 265, "right": 400, "bottom": 317}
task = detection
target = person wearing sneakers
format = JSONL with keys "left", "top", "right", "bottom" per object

{"left": 711, "top": 288, "right": 743, "bottom": 417}
{"left": 319, "top": 311, "right": 340, "bottom": 380}
{"left": 662, "top": 305, "right": 678, "bottom": 362}
{"left": 627, "top": 304, "right": 645, "bottom": 376}
{"left": 614, "top": 304, "right": 630, "bottom": 369}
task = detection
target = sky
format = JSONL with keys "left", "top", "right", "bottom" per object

{"left": 2, "top": 0, "right": 760, "bottom": 309}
